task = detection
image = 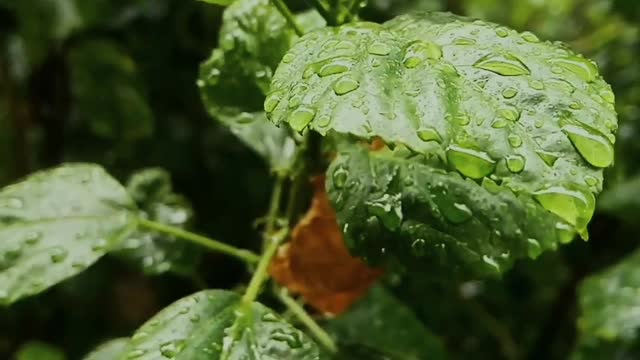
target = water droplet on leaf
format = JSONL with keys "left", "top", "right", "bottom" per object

{"left": 473, "top": 53, "right": 530, "bottom": 76}
{"left": 333, "top": 76, "right": 360, "bottom": 95}
{"left": 563, "top": 124, "right": 614, "bottom": 168}
{"left": 447, "top": 145, "right": 496, "bottom": 179}
{"left": 289, "top": 107, "right": 316, "bottom": 132}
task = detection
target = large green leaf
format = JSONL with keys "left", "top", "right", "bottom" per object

{"left": 198, "top": 0, "right": 324, "bottom": 171}
{"left": 572, "top": 249, "right": 640, "bottom": 359}
{"left": 82, "top": 338, "right": 129, "bottom": 360}
{"left": 114, "top": 168, "right": 200, "bottom": 275}
{"left": 68, "top": 40, "right": 153, "bottom": 141}
{"left": 118, "top": 289, "right": 320, "bottom": 359}
{"left": 268, "top": 12, "right": 617, "bottom": 274}
{"left": 0, "top": 164, "right": 136, "bottom": 305}
{"left": 326, "top": 286, "right": 447, "bottom": 359}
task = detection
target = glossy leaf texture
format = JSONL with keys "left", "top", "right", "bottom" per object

{"left": 15, "top": 341, "right": 66, "bottom": 360}
{"left": 326, "top": 286, "right": 447, "bottom": 359}
{"left": 0, "top": 164, "right": 136, "bottom": 305}
{"left": 69, "top": 40, "right": 154, "bottom": 141}
{"left": 268, "top": 12, "right": 618, "bottom": 274}
{"left": 82, "top": 338, "right": 129, "bottom": 360}
{"left": 572, "top": 249, "right": 640, "bottom": 359}
{"left": 114, "top": 168, "right": 200, "bottom": 276}
{"left": 118, "top": 289, "right": 320, "bottom": 359}
{"left": 198, "top": 0, "right": 324, "bottom": 171}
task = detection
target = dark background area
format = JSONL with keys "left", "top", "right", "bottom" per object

{"left": 1, "top": 0, "right": 639, "bottom": 359}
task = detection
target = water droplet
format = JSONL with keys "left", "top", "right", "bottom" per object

{"left": 501, "top": 87, "right": 518, "bottom": 98}
{"left": 506, "top": 155, "right": 526, "bottom": 173}
{"left": 562, "top": 124, "right": 613, "bottom": 168}
{"left": 317, "top": 60, "right": 350, "bottom": 77}
{"left": 365, "top": 193, "right": 403, "bottom": 231}
{"left": 454, "top": 37, "right": 476, "bottom": 45}
{"left": 529, "top": 79, "right": 544, "bottom": 90}
{"left": 495, "top": 27, "right": 509, "bottom": 37}
{"left": 527, "top": 238, "right": 541, "bottom": 259}
{"left": 600, "top": 89, "right": 615, "bottom": 104}
{"left": 411, "top": 239, "right": 427, "bottom": 256}
{"left": 127, "top": 349, "right": 147, "bottom": 359}
{"left": 497, "top": 106, "right": 520, "bottom": 121}
{"left": 196, "top": 79, "right": 204, "bottom": 88}
{"left": 289, "top": 107, "right": 315, "bottom": 132}
{"left": 473, "top": 53, "right": 530, "bottom": 76}
{"left": 282, "top": 53, "right": 294, "bottom": 63}
{"left": 584, "top": 175, "right": 598, "bottom": 186}
{"left": 3, "top": 197, "right": 23, "bottom": 209}
{"left": 569, "top": 102, "right": 582, "bottom": 110}
{"left": 92, "top": 238, "right": 108, "bottom": 252}
{"left": 536, "top": 151, "right": 558, "bottom": 166}
{"left": 160, "top": 340, "right": 184, "bottom": 358}
{"left": 508, "top": 134, "right": 523, "bottom": 148}
{"left": 271, "top": 328, "right": 303, "bottom": 349}
{"left": 533, "top": 185, "right": 595, "bottom": 232}
{"left": 402, "top": 40, "right": 442, "bottom": 68}
{"left": 417, "top": 127, "right": 442, "bottom": 143}
{"left": 368, "top": 41, "right": 391, "bottom": 56}
{"left": 447, "top": 145, "right": 496, "bottom": 179}
{"left": 441, "top": 202, "right": 473, "bottom": 224}
{"left": 50, "top": 247, "right": 68, "bottom": 263}
{"left": 24, "top": 231, "right": 42, "bottom": 245}
{"left": 332, "top": 167, "right": 349, "bottom": 189}
{"left": 262, "top": 312, "right": 279, "bottom": 322}
{"left": 333, "top": 76, "right": 360, "bottom": 95}
{"left": 521, "top": 31, "right": 540, "bottom": 42}
{"left": 315, "top": 115, "right": 331, "bottom": 129}
{"left": 549, "top": 56, "right": 598, "bottom": 82}
{"left": 455, "top": 114, "right": 471, "bottom": 125}
{"left": 264, "top": 92, "right": 282, "bottom": 113}
{"left": 491, "top": 118, "right": 508, "bottom": 128}
{"left": 482, "top": 255, "right": 501, "bottom": 273}
{"left": 555, "top": 222, "right": 575, "bottom": 244}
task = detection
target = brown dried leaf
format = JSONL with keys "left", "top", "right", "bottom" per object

{"left": 269, "top": 177, "right": 383, "bottom": 315}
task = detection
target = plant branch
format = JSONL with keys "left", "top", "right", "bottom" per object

{"left": 243, "top": 228, "right": 289, "bottom": 302}
{"left": 137, "top": 218, "right": 260, "bottom": 264}
{"left": 266, "top": 175, "right": 286, "bottom": 236}
{"left": 270, "top": 0, "right": 304, "bottom": 36}
{"left": 277, "top": 288, "right": 338, "bottom": 353}
{"left": 307, "top": 0, "right": 337, "bottom": 26}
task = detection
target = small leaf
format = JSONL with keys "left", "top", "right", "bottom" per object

{"left": 326, "top": 286, "right": 447, "bottom": 359}
{"left": 198, "top": 0, "right": 324, "bottom": 171}
{"left": 82, "top": 338, "right": 129, "bottom": 360}
{"left": 0, "top": 164, "right": 136, "bottom": 305}
{"left": 269, "top": 177, "right": 382, "bottom": 315}
{"left": 69, "top": 40, "right": 154, "bottom": 141}
{"left": 572, "top": 249, "right": 640, "bottom": 359}
{"left": 119, "top": 289, "right": 320, "bottom": 359}
{"left": 15, "top": 341, "right": 66, "bottom": 360}
{"left": 198, "top": 0, "right": 236, "bottom": 5}
{"left": 114, "top": 168, "right": 200, "bottom": 276}
{"left": 269, "top": 13, "right": 617, "bottom": 274}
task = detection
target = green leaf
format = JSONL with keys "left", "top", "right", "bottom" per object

{"left": 198, "top": 0, "right": 236, "bottom": 6}
{"left": 118, "top": 289, "right": 320, "bottom": 359}
{"left": 0, "top": 164, "right": 136, "bottom": 305}
{"left": 326, "top": 286, "right": 447, "bottom": 359}
{"left": 114, "top": 168, "right": 200, "bottom": 275}
{"left": 572, "top": 249, "right": 640, "bottom": 359}
{"left": 69, "top": 40, "right": 154, "bottom": 141}
{"left": 268, "top": 13, "right": 617, "bottom": 273}
{"left": 15, "top": 341, "right": 66, "bottom": 360}
{"left": 597, "top": 175, "right": 640, "bottom": 221}
{"left": 82, "top": 338, "right": 129, "bottom": 360}
{"left": 198, "top": 0, "right": 324, "bottom": 171}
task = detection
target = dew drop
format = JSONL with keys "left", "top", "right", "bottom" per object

{"left": 368, "top": 41, "right": 391, "bottom": 56}
{"left": 365, "top": 193, "right": 403, "bottom": 231}
{"left": 508, "top": 134, "right": 523, "bottom": 148}
{"left": 50, "top": 247, "right": 68, "bottom": 263}
{"left": 440, "top": 202, "right": 473, "bottom": 224}
{"left": 521, "top": 31, "right": 540, "bottom": 42}
{"left": 289, "top": 107, "right": 316, "bottom": 132}
{"left": 497, "top": 105, "right": 520, "bottom": 121}
{"left": 482, "top": 255, "right": 501, "bottom": 273}
{"left": 402, "top": 40, "right": 442, "bottom": 68}
{"left": 562, "top": 124, "right": 614, "bottom": 168}
{"left": 529, "top": 79, "right": 544, "bottom": 90}
{"left": 282, "top": 53, "right": 295, "bottom": 63}
{"left": 317, "top": 61, "right": 350, "bottom": 77}
{"left": 533, "top": 185, "right": 595, "bottom": 233}
{"left": 455, "top": 114, "right": 471, "bottom": 125}
{"left": 417, "top": 127, "right": 442, "bottom": 143}
{"left": 549, "top": 56, "right": 598, "bottom": 82}
{"left": 600, "top": 89, "right": 615, "bottom": 104}
{"left": 555, "top": 222, "right": 575, "bottom": 244}
{"left": 536, "top": 150, "right": 558, "bottom": 167}
{"left": 264, "top": 92, "right": 282, "bottom": 113}
{"left": 473, "top": 53, "right": 530, "bottom": 76}
{"left": 411, "top": 239, "right": 427, "bottom": 256}
{"left": 506, "top": 154, "right": 526, "bottom": 173}
{"left": 495, "top": 27, "right": 509, "bottom": 37}
{"left": 527, "top": 238, "right": 542, "bottom": 259}
{"left": 446, "top": 145, "right": 496, "bottom": 179}
{"left": 24, "top": 231, "right": 42, "bottom": 245}
{"left": 127, "top": 349, "right": 147, "bottom": 359}
{"left": 501, "top": 87, "right": 518, "bottom": 99}
{"left": 333, "top": 76, "right": 360, "bottom": 95}
{"left": 332, "top": 167, "right": 349, "bottom": 189}
{"left": 454, "top": 37, "right": 476, "bottom": 45}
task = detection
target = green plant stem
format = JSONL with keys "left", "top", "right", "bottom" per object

{"left": 243, "top": 228, "right": 288, "bottom": 302}
{"left": 465, "top": 299, "right": 519, "bottom": 360}
{"left": 137, "top": 218, "right": 260, "bottom": 264}
{"left": 266, "top": 175, "right": 285, "bottom": 236}
{"left": 277, "top": 288, "right": 338, "bottom": 353}
{"left": 308, "top": 0, "right": 337, "bottom": 26}
{"left": 270, "top": 0, "right": 304, "bottom": 36}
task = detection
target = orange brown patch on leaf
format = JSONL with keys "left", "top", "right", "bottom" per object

{"left": 269, "top": 176, "right": 383, "bottom": 315}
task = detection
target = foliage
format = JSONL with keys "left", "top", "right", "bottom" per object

{"left": 1, "top": 0, "right": 639, "bottom": 359}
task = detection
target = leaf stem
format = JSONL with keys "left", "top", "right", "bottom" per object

{"left": 277, "top": 288, "right": 338, "bottom": 353}
{"left": 308, "top": 0, "right": 337, "bottom": 26}
{"left": 266, "top": 175, "right": 285, "bottom": 236}
{"left": 137, "top": 218, "right": 260, "bottom": 264}
{"left": 243, "top": 228, "right": 288, "bottom": 302}
{"left": 270, "top": 0, "right": 304, "bottom": 36}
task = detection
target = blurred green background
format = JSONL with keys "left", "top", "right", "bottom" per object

{"left": 0, "top": 0, "right": 639, "bottom": 359}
